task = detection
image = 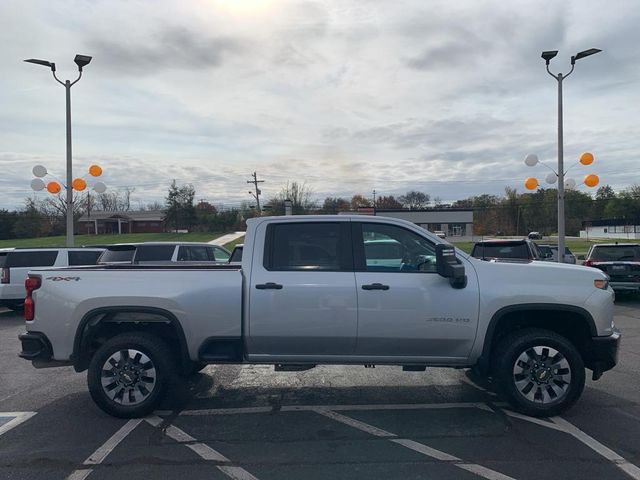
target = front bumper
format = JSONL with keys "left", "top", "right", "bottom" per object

{"left": 586, "top": 328, "right": 621, "bottom": 380}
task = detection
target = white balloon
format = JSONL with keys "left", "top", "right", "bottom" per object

{"left": 546, "top": 172, "right": 558, "bottom": 184}
{"left": 30, "top": 178, "right": 45, "bottom": 191}
{"left": 524, "top": 154, "right": 539, "bottom": 167}
{"left": 565, "top": 178, "right": 576, "bottom": 190}
{"left": 32, "top": 165, "right": 47, "bottom": 178}
{"left": 93, "top": 181, "right": 107, "bottom": 194}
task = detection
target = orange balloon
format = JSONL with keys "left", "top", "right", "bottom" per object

{"left": 524, "top": 177, "right": 539, "bottom": 190}
{"left": 72, "top": 178, "right": 87, "bottom": 191}
{"left": 89, "top": 164, "right": 102, "bottom": 177}
{"left": 46, "top": 181, "right": 61, "bottom": 194}
{"left": 579, "top": 152, "right": 594, "bottom": 165}
{"left": 584, "top": 174, "right": 599, "bottom": 188}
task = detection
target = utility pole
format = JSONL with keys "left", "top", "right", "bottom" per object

{"left": 372, "top": 189, "right": 377, "bottom": 215}
{"left": 247, "top": 172, "right": 264, "bottom": 214}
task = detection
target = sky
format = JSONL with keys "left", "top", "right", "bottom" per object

{"left": 0, "top": 0, "right": 639, "bottom": 211}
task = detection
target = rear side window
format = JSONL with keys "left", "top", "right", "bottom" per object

{"left": 264, "top": 222, "right": 351, "bottom": 271}
{"left": 68, "top": 251, "right": 102, "bottom": 266}
{"left": 472, "top": 243, "right": 530, "bottom": 259}
{"left": 135, "top": 245, "right": 175, "bottom": 262}
{"left": 99, "top": 247, "right": 135, "bottom": 263}
{"left": 210, "top": 246, "right": 230, "bottom": 262}
{"left": 177, "top": 246, "right": 210, "bottom": 261}
{"left": 590, "top": 246, "right": 640, "bottom": 261}
{"left": 6, "top": 251, "right": 58, "bottom": 267}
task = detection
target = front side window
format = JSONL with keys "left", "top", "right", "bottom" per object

{"left": 359, "top": 223, "right": 437, "bottom": 273}
{"left": 135, "top": 245, "right": 175, "bottom": 262}
{"left": 69, "top": 251, "right": 102, "bottom": 265}
{"left": 265, "top": 222, "right": 350, "bottom": 271}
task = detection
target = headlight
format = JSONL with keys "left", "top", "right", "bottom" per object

{"left": 594, "top": 279, "right": 609, "bottom": 290}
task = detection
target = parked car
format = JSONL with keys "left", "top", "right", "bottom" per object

{"left": 471, "top": 239, "right": 542, "bottom": 262}
{"left": 20, "top": 215, "right": 618, "bottom": 418}
{"left": 528, "top": 232, "right": 543, "bottom": 240}
{"left": 1, "top": 247, "right": 104, "bottom": 310}
{"left": 433, "top": 230, "right": 447, "bottom": 239}
{"left": 228, "top": 244, "right": 243, "bottom": 264}
{"left": 584, "top": 243, "right": 640, "bottom": 292}
{"left": 536, "top": 244, "right": 554, "bottom": 261}
{"left": 549, "top": 245, "right": 577, "bottom": 264}
{"left": 98, "top": 242, "right": 231, "bottom": 265}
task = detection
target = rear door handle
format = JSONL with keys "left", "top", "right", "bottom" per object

{"left": 361, "top": 283, "right": 390, "bottom": 291}
{"left": 256, "top": 282, "right": 283, "bottom": 290}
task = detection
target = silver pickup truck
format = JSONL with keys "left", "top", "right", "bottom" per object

{"left": 19, "top": 215, "right": 620, "bottom": 418}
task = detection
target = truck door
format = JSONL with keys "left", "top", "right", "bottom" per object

{"left": 247, "top": 220, "right": 358, "bottom": 358}
{"left": 353, "top": 221, "right": 479, "bottom": 360}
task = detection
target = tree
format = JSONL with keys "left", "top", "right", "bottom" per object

{"left": 12, "top": 199, "right": 51, "bottom": 238}
{"left": 0, "top": 209, "right": 18, "bottom": 240}
{"left": 268, "top": 181, "right": 316, "bottom": 215}
{"left": 164, "top": 180, "right": 196, "bottom": 231}
{"left": 94, "top": 187, "right": 135, "bottom": 212}
{"left": 399, "top": 190, "right": 430, "bottom": 209}
{"left": 375, "top": 195, "right": 403, "bottom": 209}
{"left": 350, "top": 194, "right": 371, "bottom": 210}
{"left": 322, "top": 197, "right": 350, "bottom": 214}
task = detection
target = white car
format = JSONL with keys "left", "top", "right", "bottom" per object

{"left": 1, "top": 248, "right": 103, "bottom": 310}
{"left": 98, "top": 242, "right": 231, "bottom": 265}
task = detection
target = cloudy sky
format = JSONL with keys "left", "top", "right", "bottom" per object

{"left": 0, "top": 0, "right": 638, "bottom": 210}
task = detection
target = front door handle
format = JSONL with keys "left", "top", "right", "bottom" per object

{"left": 256, "top": 282, "right": 283, "bottom": 290}
{"left": 361, "top": 283, "right": 390, "bottom": 291}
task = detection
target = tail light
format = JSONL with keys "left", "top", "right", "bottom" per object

{"left": 583, "top": 259, "right": 593, "bottom": 267}
{"left": 24, "top": 276, "right": 42, "bottom": 321}
{"left": 1, "top": 267, "right": 9, "bottom": 284}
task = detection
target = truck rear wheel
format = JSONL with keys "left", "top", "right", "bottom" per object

{"left": 87, "top": 333, "right": 177, "bottom": 418}
{"left": 494, "top": 328, "right": 585, "bottom": 417}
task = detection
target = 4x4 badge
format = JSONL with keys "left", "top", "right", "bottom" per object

{"left": 46, "top": 276, "right": 80, "bottom": 282}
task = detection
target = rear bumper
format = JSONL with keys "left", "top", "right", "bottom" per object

{"left": 586, "top": 328, "right": 621, "bottom": 380}
{"left": 609, "top": 281, "right": 640, "bottom": 292}
{"left": 19, "top": 331, "right": 53, "bottom": 361}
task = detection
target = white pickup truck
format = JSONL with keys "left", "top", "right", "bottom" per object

{"left": 19, "top": 215, "right": 620, "bottom": 418}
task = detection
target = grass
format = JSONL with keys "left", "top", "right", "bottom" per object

{"left": 223, "top": 236, "right": 245, "bottom": 251}
{"left": 0, "top": 232, "right": 227, "bottom": 248}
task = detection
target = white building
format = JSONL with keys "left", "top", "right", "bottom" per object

{"left": 580, "top": 219, "right": 640, "bottom": 240}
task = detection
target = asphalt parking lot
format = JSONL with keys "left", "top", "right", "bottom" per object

{"left": 1, "top": 298, "right": 640, "bottom": 480}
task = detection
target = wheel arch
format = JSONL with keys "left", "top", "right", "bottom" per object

{"left": 72, "top": 306, "right": 190, "bottom": 373}
{"left": 477, "top": 304, "right": 597, "bottom": 374}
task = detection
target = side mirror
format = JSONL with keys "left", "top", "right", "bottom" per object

{"left": 436, "top": 244, "right": 467, "bottom": 289}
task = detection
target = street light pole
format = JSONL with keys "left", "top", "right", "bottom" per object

{"left": 25, "top": 54, "right": 92, "bottom": 247}
{"left": 557, "top": 72, "right": 565, "bottom": 264}
{"left": 541, "top": 48, "right": 600, "bottom": 262}
{"left": 65, "top": 80, "right": 74, "bottom": 247}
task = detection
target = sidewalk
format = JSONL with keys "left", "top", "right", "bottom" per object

{"left": 208, "top": 231, "right": 245, "bottom": 246}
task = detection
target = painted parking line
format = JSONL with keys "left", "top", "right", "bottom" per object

{"left": 146, "top": 415, "right": 260, "bottom": 480}
{"left": 0, "top": 411, "right": 37, "bottom": 437}
{"left": 312, "top": 407, "right": 517, "bottom": 480}
{"left": 176, "top": 401, "right": 492, "bottom": 416}
{"left": 502, "top": 409, "right": 640, "bottom": 480}
{"left": 65, "top": 419, "right": 142, "bottom": 480}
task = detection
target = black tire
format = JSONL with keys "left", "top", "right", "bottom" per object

{"left": 87, "top": 333, "right": 177, "bottom": 418}
{"left": 494, "top": 328, "right": 585, "bottom": 417}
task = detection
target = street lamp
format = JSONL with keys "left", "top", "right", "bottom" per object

{"left": 24, "top": 54, "right": 93, "bottom": 247}
{"left": 539, "top": 47, "right": 601, "bottom": 262}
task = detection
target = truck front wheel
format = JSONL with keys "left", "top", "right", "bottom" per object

{"left": 494, "top": 328, "right": 585, "bottom": 417}
{"left": 87, "top": 333, "right": 177, "bottom": 418}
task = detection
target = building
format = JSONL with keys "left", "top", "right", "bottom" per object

{"left": 348, "top": 208, "right": 474, "bottom": 239}
{"left": 77, "top": 210, "right": 165, "bottom": 235}
{"left": 581, "top": 219, "right": 640, "bottom": 240}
